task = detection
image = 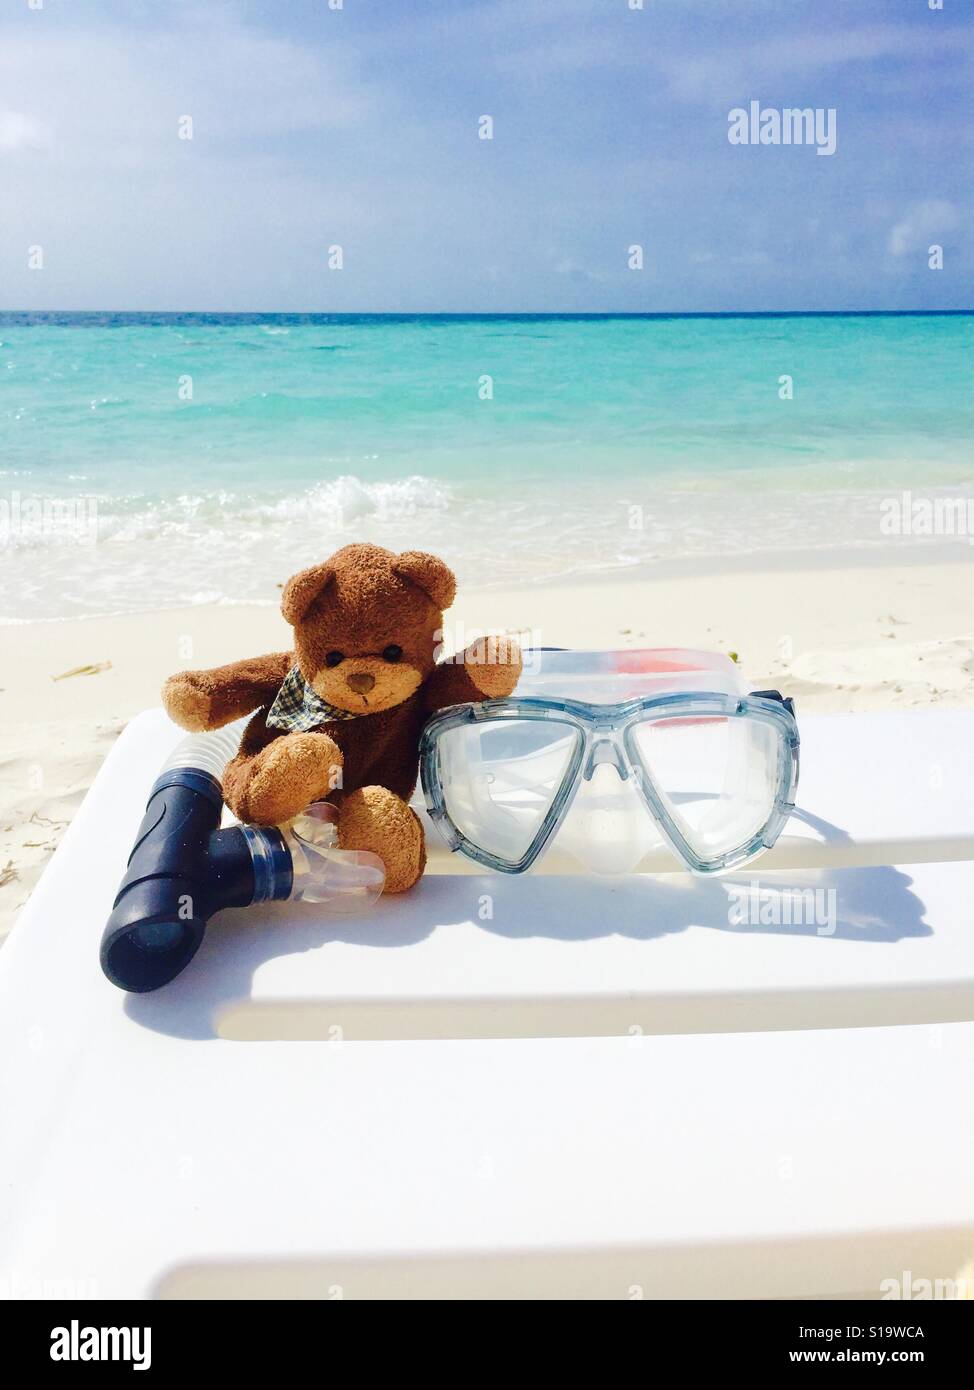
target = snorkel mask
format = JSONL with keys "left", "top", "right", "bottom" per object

{"left": 420, "top": 650, "right": 799, "bottom": 876}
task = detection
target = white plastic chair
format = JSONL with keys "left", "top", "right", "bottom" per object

{"left": 1, "top": 707, "right": 972, "bottom": 1299}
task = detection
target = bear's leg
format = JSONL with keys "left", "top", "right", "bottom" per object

{"left": 337, "top": 786, "right": 426, "bottom": 894}
{"left": 224, "top": 731, "right": 343, "bottom": 826}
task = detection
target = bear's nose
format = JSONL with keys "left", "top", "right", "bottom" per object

{"left": 346, "top": 672, "right": 375, "bottom": 695}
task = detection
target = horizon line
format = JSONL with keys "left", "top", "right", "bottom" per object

{"left": 1, "top": 308, "right": 972, "bottom": 320}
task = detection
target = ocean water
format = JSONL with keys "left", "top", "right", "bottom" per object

{"left": 1, "top": 312, "right": 972, "bottom": 621}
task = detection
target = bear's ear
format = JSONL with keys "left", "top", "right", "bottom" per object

{"left": 281, "top": 562, "right": 335, "bottom": 626}
{"left": 393, "top": 551, "right": 456, "bottom": 611}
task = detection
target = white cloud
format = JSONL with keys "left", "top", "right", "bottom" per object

{"left": 0, "top": 11, "right": 394, "bottom": 308}
{"left": 663, "top": 23, "right": 973, "bottom": 104}
{"left": 887, "top": 200, "right": 958, "bottom": 257}
{"left": 0, "top": 14, "right": 378, "bottom": 171}
{"left": 0, "top": 111, "right": 51, "bottom": 154}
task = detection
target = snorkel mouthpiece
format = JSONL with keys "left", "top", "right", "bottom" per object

{"left": 100, "top": 724, "right": 384, "bottom": 993}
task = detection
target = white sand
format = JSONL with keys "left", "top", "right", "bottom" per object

{"left": 2, "top": 551, "right": 973, "bottom": 940}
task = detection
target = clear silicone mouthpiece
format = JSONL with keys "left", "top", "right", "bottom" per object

{"left": 282, "top": 802, "right": 386, "bottom": 912}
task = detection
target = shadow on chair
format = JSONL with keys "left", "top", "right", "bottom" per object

{"left": 125, "top": 806, "right": 931, "bottom": 1041}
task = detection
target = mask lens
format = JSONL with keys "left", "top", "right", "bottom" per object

{"left": 629, "top": 710, "right": 781, "bottom": 863}
{"left": 435, "top": 717, "right": 581, "bottom": 866}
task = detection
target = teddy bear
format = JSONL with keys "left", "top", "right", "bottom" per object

{"left": 161, "top": 543, "right": 521, "bottom": 893}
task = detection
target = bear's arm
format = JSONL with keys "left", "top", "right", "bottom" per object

{"left": 424, "top": 636, "right": 522, "bottom": 713}
{"left": 162, "top": 652, "right": 294, "bottom": 732}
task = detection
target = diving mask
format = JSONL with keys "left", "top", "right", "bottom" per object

{"left": 419, "top": 650, "right": 799, "bottom": 876}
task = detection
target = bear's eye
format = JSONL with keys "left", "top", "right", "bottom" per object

{"left": 382, "top": 644, "right": 403, "bottom": 663}
{"left": 325, "top": 651, "right": 345, "bottom": 668}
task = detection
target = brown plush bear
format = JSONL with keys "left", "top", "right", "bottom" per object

{"left": 162, "top": 543, "right": 521, "bottom": 893}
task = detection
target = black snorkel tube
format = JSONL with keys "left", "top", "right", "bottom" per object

{"left": 100, "top": 720, "right": 384, "bottom": 994}
{"left": 100, "top": 768, "right": 293, "bottom": 993}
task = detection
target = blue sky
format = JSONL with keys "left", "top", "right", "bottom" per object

{"left": 1, "top": 0, "right": 971, "bottom": 312}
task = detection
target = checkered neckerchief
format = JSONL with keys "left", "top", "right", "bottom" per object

{"left": 265, "top": 664, "right": 364, "bottom": 732}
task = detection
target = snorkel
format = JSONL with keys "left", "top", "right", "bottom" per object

{"left": 100, "top": 719, "right": 384, "bottom": 993}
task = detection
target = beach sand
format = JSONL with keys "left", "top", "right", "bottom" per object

{"left": 2, "top": 550, "right": 973, "bottom": 940}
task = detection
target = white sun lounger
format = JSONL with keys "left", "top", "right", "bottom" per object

{"left": 1, "top": 707, "right": 972, "bottom": 1300}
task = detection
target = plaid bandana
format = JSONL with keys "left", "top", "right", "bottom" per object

{"left": 265, "top": 664, "right": 365, "bottom": 733}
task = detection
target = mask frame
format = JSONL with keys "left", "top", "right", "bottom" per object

{"left": 420, "top": 690, "right": 799, "bottom": 876}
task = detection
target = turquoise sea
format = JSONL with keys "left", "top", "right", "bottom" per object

{"left": 1, "top": 312, "right": 972, "bottom": 621}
